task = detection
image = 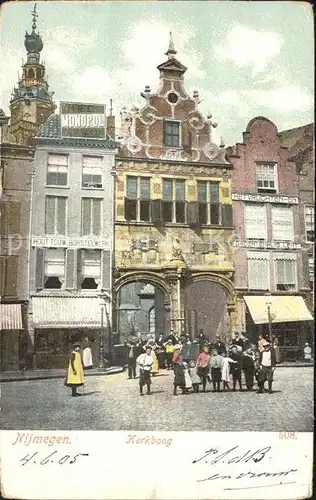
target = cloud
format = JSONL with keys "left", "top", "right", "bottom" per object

{"left": 116, "top": 20, "right": 205, "bottom": 95}
{"left": 246, "top": 85, "right": 313, "bottom": 113}
{"left": 214, "top": 25, "right": 283, "bottom": 75}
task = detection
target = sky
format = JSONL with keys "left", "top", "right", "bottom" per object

{"left": 0, "top": 1, "right": 314, "bottom": 145}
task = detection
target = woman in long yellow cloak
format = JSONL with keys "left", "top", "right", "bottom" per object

{"left": 65, "top": 341, "right": 85, "bottom": 396}
{"left": 151, "top": 344, "right": 159, "bottom": 376}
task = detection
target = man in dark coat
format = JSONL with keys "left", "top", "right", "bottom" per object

{"left": 257, "top": 340, "right": 276, "bottom": 394}
{"left": 231, "top": 332, "right": 244, "bottom": 351}
{"left": 212, "top": 335, "right": 227, "bottom": 355}
{"left": 229, "top": 345, "right": 243, "bottom": 391}
{"left": 126, "top": 339, "right": 143, "bottom": 379}
{"left": 242, "top": 348, "right": 255, "bottom": 390}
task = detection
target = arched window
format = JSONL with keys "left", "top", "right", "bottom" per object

{"left": 28, "top": 68, "right": 35, "bottom": 79}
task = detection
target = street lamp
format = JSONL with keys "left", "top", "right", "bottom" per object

{"left": 98, "top": 290, "right": 111, "bottom": 369}
{"left": 265, "top": 293, "right": 273, "bottom": 343}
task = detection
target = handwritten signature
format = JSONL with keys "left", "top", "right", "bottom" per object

{"left": 192, "top": 446, "right": 297, "bottom": 487}
{"left": 20, "top": 450, "right": 89, "bottom": 466}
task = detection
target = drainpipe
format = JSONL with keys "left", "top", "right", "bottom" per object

{"left": 27, "top": 169, "right": 35, "bottom": 368}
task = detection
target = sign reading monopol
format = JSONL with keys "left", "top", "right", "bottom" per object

{"left": 60, "top": 101, "right": 106, "bottom": 139}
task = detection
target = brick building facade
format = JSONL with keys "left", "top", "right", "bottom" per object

{"left": 114, "top": 35, "right": 236, "bottom": 344}
{"left": 228, "top": 117, "right": 313, "bottom": 360}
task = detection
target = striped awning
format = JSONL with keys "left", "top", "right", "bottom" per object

{"left": 32, "top": 296, "right": 103, "bottom": 329}
{"left": 0, "top": 304, "right": 23, "bottom": 330}
{"left": 244, "top": 295, "right": 314, "bottom": 324}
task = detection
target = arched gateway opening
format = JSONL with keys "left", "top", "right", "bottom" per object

{"left": 115, "top": 281, "right": 170, "bottom": 343}
{"left": 184, "top": 280, "right": 231, "bottom": 345}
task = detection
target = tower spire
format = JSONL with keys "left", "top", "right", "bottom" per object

{"left": 165, "top": 32, "right": 177, "bottom": 59}
{"left": 31, "top": 3, "right": 38, "bottom": 32}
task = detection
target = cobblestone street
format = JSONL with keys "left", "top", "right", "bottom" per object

{"left": 1, "top": 366, "right": 313, "bottom": 432}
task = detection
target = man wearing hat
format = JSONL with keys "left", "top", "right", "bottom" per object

{"left": 257, "top": 339, "right": 276, "bottom": 394}
{"left": 136, "top": 345, "right": 154, "bottom": 396}
{"left": 212, "top": 335, "right": 227, "bottom": 355}
{"left": 65, "top": 340, "right": 85, "bottom": 397}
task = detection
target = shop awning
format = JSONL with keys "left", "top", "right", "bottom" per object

{"left": 244, "top": 295, "right": 314, "bottom": 324}
{"left": 0, "top": 304, "right": 23, "bottom": 330}
{"left": 32, "top": 296, "right": 103, "bottom": 329}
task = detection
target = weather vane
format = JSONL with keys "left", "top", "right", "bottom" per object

{"left": 31, "top": 3, "right": 38, "bottom": 31}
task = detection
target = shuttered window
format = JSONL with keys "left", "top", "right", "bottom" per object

{"left": 0, "top": 255, "right": 18, "bottom": 298}
{"left": 81, "top": 198, "right": 102, "bottom": 236}
{"left": 0, "top": 201, "right": 21, "bottom": 234}
{"left": 82, "top": 156, "right": 103, "bottom": 189}
{"left": 47, "top": 154, "right": 68, "bottom": 186}
{"left": 247, "top": 251, "right": 269, "bottom": 290}
{"left": 244, "top": 204, "right": 267, "bottom": 239}
{"left": 304, "top": 205, "right": 314, "bottom": 242}
{"left": 125, "top": 176, "right": 151, "bottom": 222}
{"left": 45, "top": 196, "right": 66, "bottom": 235}
{"left": 197, "top": 181, "right": 220, "bottom": 225}
{"left": 274, "top": 253, "right": 297, "bottom": 291}
{"left": 271, "top": 207, "right": 294, "bottom": 241}
{"left": 162, "top": 178, "right": 186, "bottom": 223}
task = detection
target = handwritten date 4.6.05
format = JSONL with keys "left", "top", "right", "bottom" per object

{"left": 20, "top": 450, "right": 89, "bottom": 466}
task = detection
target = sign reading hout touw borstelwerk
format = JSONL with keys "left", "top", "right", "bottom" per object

{"left": 60, "top": 102, "right": 106, "bottom": 139}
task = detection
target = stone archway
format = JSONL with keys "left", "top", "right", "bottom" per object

{"left": 184, "top": 275, "right": 236, "bottom": 344}
{"left": 114, "top": 273, "right": 170, "bottom": 343}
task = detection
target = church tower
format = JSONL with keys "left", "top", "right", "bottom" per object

{"left": 9, "top": 4, "right": 56, "bottom": 146}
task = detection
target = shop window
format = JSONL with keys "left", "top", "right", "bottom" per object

{"left": 256, "top": 163, "right": 278, "bottom": 193}
{"left": 271, "top": 207, "right": 294, "bottom": 241}
{"left": 81, "top": 198, "right": 102, "bottom": 236}
{"left": 162, "top": 178, "right": 186, "bottom": 223}
{"left": 82, "top": 156, "right": 103, "bottom": 189}
{"left": 163, "top": 120, "right": 180, "bottom": 148}
{"left": 35, "top": 330, "right": 70, "bottom": 354}
{"left": 47, "top": 154, "right": 68, "bottom": 186}
{"left": 247, "top": 252, "right": 269, "bottom": 290}
{"left": 304, "top": 205, "right": 314, "bottom": 242}
{"left": 44, "top": 248, "right": 65, "bottom": 289}
{"left": 197, "top": 181, "right": 220, "bottom": 225}
{"left": 124, "top": 176, "right": 151, "bottom": 222}
{"left": 244, "top": 204, "right": 267, "bottom": 239}
{"left": 45, "top": 196, "right": 67, "bottom": 235}
{"left": 274, "top": 254, "right": 297, "bottom": 291}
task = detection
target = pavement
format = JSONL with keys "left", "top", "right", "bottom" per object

{"left": 0, "top": 366, "right": 313, "bottom": 432}
{"left": 0, "top": 360, "right": 312, "bottom": 382}
{"left": 0, "top": 366, "right": 124, "bottom": 382}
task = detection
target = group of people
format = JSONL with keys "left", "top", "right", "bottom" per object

{"left": 129, "top": 331, "right": 281, "bottom": 396}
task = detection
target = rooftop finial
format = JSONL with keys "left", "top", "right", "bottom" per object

{"left": 31, "top": 3, "right": 38, "bottom": 32}
{"left": 165, "top": 32, "right": 177, "bottom": 59}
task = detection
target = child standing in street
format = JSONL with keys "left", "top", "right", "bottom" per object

{"left": 189, "top": 360, "right": 201, "bottom": 393}
{"left": 209, "top": 348, "right": 224, "bottom": 392}
{"left": 136, "top": 345, "right": 154, "bottom": 396}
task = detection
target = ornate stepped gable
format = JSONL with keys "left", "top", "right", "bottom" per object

{"left": 118, "top": 33, "right": 229, "bottom": 165}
